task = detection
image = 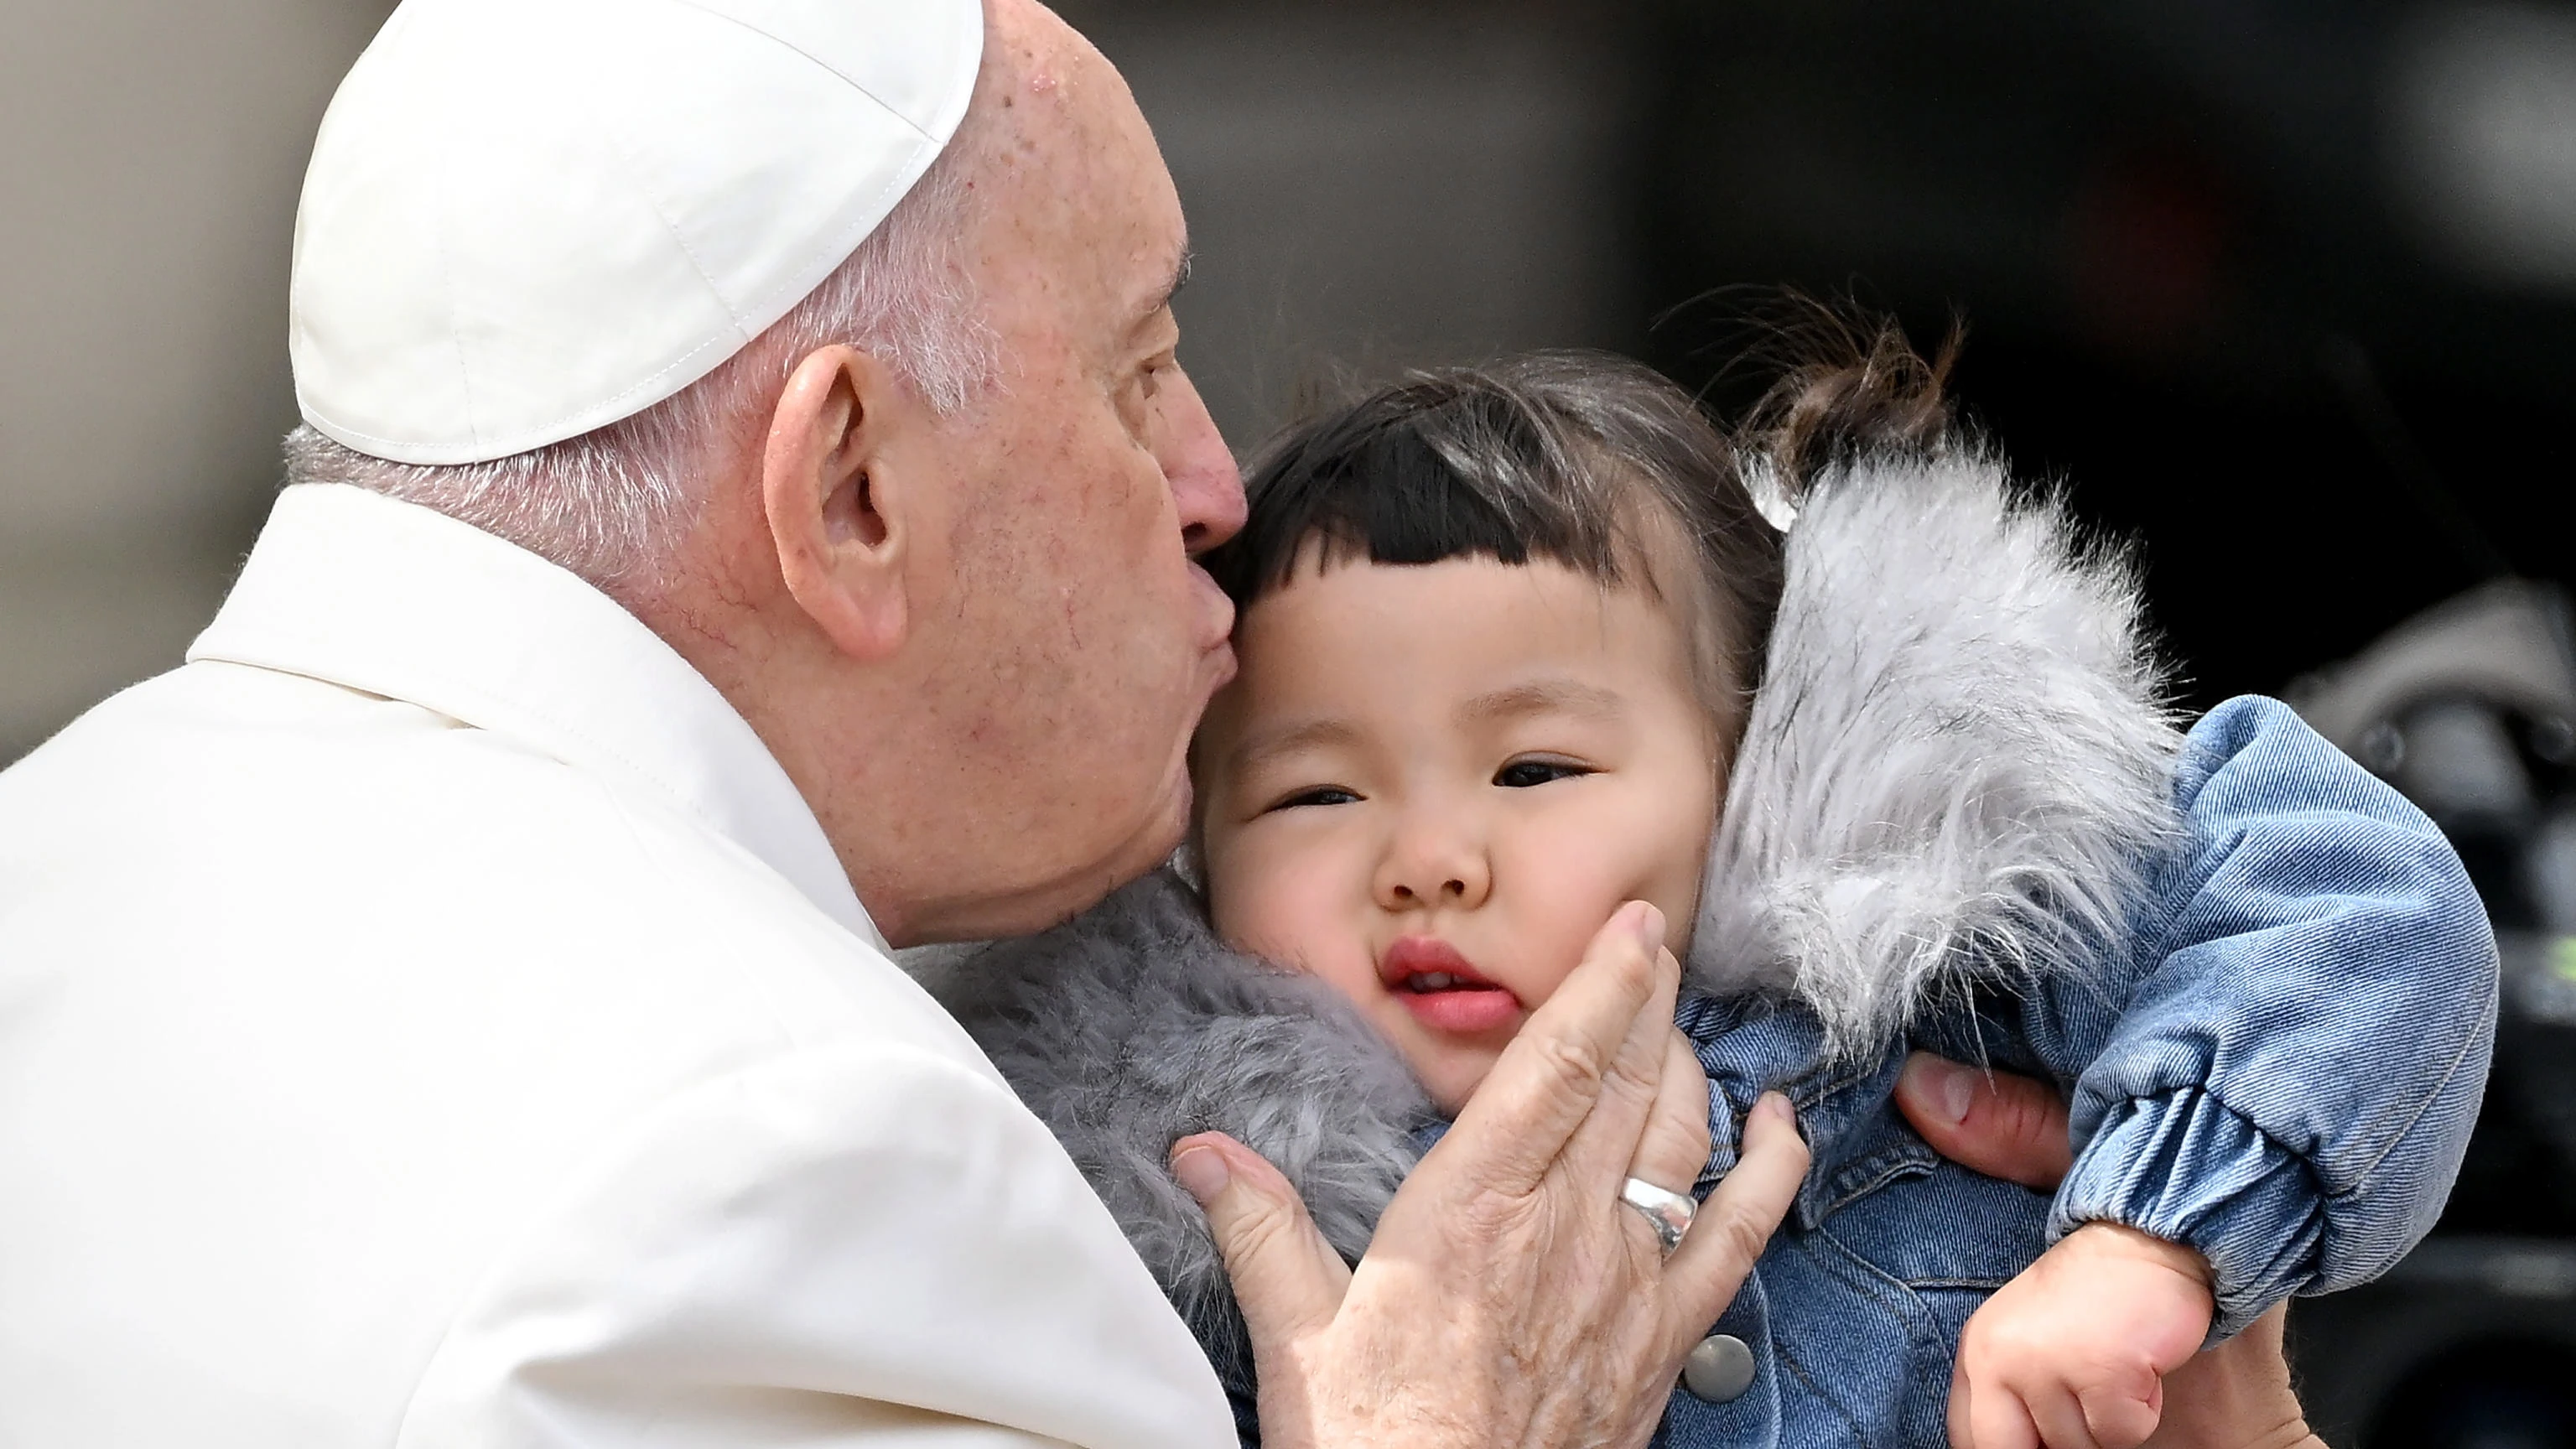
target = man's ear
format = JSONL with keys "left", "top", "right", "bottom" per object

{"left": 761, "top": 345, "right": 923, "bottom": 662}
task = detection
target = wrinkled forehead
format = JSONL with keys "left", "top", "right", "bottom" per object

{"left": 973, "top": 1, "right": 1188, "bottom": 340}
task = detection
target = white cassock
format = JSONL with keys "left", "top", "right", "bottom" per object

{"left": 0, "top": 483, "right": 1236, "bottom": 1449}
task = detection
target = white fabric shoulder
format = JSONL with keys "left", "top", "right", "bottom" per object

{"left": 0, "top": 485, "right": 1232, "bottom": 1448}
{"left": 397, "top": 1046, "right": 1231, "bottom": 1449}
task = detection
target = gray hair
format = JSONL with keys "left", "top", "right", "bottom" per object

{"left": 281, "top": 133, "right": 999, "bottom": 588}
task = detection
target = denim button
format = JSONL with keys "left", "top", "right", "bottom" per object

{"left": 1682, "top": 1333, "right": 1756, "bottom": 1403}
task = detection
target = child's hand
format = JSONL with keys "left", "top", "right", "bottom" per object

{"left": 1950, "top": 1222, "right": 2216, "bottom": 1449}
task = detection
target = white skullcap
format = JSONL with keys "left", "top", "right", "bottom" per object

{"left": 289, "top": 0, "right": 984, "bottom": 465}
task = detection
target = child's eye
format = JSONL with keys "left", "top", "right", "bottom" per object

{"left": 1493, "top": 759, "right": 1591, "bottom": 789}
{"left": 1268, "top": 786, "right": 1361, "bottom": 812}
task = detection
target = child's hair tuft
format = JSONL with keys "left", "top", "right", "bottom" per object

{"left": 1737, "top": 297, "right": 1966, "bottom": 501}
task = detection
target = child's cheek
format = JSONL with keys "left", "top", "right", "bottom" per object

{"left": 1502, "top": 826, "right": 1691, "bottom": 1010}
{"left": 1211, "top": 829, "right": 1351, "bottom": 976}
{"left": 1510, "top": 849, "right": 1642, "bottom": 1004}
{"left": 1498, "top": 896, "right": 1616, "bottom": 1014}
{"left": 1205, "top": 846, "right": 1285, "bottom": 958}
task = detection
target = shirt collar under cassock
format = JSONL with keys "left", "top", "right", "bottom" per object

{"left": 190, "top": 483, "right": 886, "bottom": 953}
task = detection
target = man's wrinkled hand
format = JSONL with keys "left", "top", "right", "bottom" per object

{"left": 1173, "top": 901, "right": 1811, "bottom": 1449}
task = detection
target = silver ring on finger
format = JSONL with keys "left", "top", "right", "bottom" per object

{"left": 1619, "top": 1176, "right": 1696, "bottom": 1257}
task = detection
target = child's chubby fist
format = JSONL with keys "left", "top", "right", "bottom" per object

{"left": 1949, "top": 1222, "right": 2217, "bottom": 1449}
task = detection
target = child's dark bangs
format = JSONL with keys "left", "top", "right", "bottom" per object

{"left": 1211, "top": 383, "right": 1627, "bottom": 610}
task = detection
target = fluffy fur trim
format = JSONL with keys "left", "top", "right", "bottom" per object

{"left": 938, "top": 870, "right": 1432, "bottom": 1362}
{"left": 1689, "top": 445, "right": 2184, "bottom": 1057}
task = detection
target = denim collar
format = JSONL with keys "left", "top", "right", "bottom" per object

{"left": 1678, "top": 993, "right": 1927, "bottom": 1231}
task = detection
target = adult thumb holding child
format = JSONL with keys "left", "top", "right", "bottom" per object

{"left": 1171, "top": 901, "right": 1811, "bottom": 1449}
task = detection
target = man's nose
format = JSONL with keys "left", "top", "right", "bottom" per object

{"left": 1374, "top": 812, "right": 1493, "bottom": 912}
{"left": 1158, "top": 364, "right": 1247, "bottom": 554}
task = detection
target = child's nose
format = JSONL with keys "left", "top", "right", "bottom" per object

{"left": 1374, "top": 823, "right": 1492, "bottom": 911}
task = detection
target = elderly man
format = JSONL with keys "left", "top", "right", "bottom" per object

{"left": 0, "top": 0, "right": 2319, "bottom": 1445}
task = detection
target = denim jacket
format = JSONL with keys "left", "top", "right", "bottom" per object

{"left": 941, "top": 446, "right": 2498, "bottom": 1449}
{"left": 1641, "top": 694, "right": 2496, "bottom": 1447}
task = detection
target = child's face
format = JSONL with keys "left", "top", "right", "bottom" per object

{"left": 1194, "top": 553, "right": 1721, "bottom": 1113}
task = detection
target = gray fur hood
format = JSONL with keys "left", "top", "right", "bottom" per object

{"left": 936, "top": 443, "right": 2181, "bottom": 1356}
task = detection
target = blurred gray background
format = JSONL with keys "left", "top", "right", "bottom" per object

{"left": 3, "top": 0, "right": 391, "bottom": 761}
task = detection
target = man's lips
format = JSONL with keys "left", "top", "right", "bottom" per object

{"left": 1189, "top": 565, "right": 1239, "bottom": 692}
{"left": 1190, "top": 564, "right": 1237, "bottom": 655}
{"left": 1382, "top": 937, "right": 1521, "bottom": 1034}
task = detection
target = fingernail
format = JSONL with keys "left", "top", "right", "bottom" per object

{"left": 1631, "top": 902, "right": 1666, "bottom": 952}
{"left": 1910, "top": 1055, "right": 1976, "bottom": 1126}
{"left": 1171, "top": 1145, "right": 1231, "bottom": 1205}
{"left": 1757, "top": 1091, "right": 1794, "bottom": 1124}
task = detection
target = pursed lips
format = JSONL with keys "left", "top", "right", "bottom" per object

{"left": 1188, "top": 567, "right": 1239, "bottom": 693}
{"left": 1189, "top": 563, "right": 1237, "bottom": 655}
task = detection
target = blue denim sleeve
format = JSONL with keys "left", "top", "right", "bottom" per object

{"left": 2041, "top": 694, "right": 2498, "bottom": 1339}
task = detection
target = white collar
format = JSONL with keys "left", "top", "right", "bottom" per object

{"left": 191, "top": 484, "right": 885, "bottom": 952}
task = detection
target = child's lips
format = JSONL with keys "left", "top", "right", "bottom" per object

{"left": 1381, "top": 936, "right": 1522, "bottom": 1035}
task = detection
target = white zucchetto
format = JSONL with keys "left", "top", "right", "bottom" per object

{"left": 290, "top": 0, "right": 984, "bottom": 466}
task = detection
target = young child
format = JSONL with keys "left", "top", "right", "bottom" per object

{"left": 941, "top": 329, "right": 2498, "bottom": 1449}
